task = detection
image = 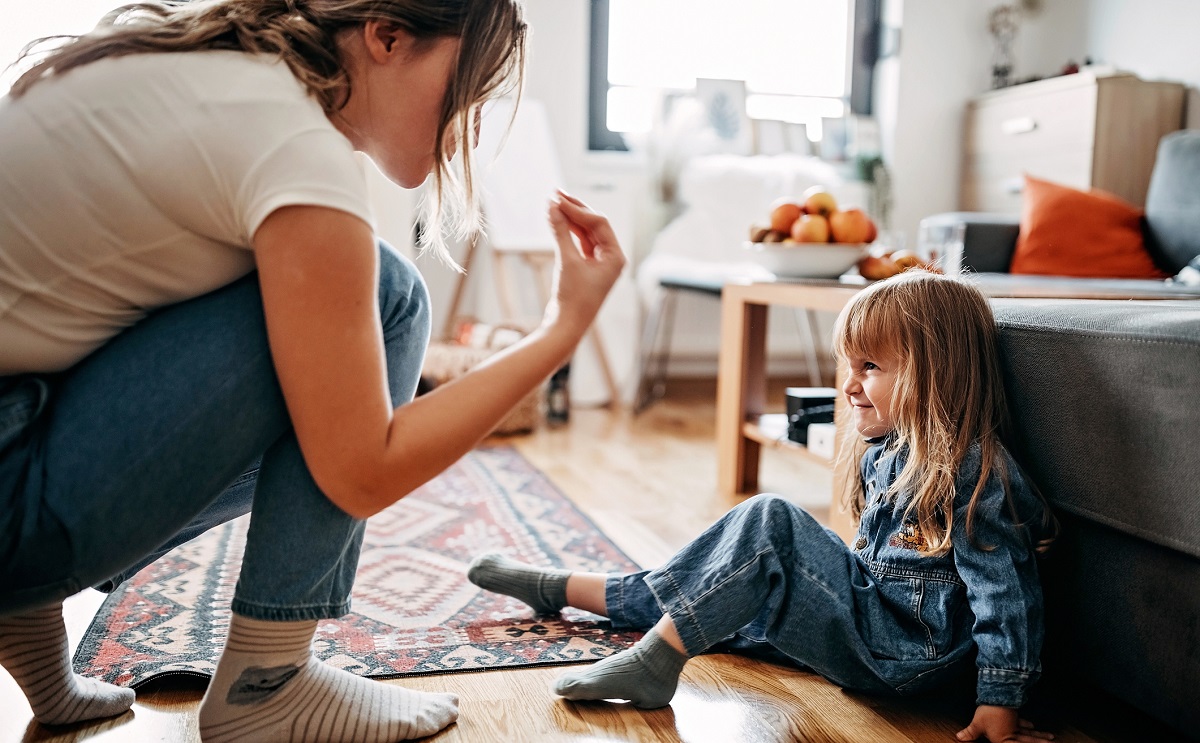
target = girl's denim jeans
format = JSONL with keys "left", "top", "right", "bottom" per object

{"left": 0, "top": 242, "right": 430, "bottom": 622}
{"left": 604, "top": 494, "right": 971, "bottom": 697}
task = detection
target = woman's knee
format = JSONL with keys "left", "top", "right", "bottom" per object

{"left": 377, "top": 240, "right": 431, "bottom": 339}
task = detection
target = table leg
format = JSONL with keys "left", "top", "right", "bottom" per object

{"left": 716, "top": 294, "right": 768, "bottom": 495}
{"left": 828, "top": 362, "right": 857, "bottom": 543}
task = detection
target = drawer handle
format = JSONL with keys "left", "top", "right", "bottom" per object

{"left": 1003, "top": 177, "right": 1025, "bottom": 195}
{"left": 1001, "top": 117, "right": 1038, "bottom": 135}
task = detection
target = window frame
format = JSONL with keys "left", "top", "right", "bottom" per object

{"left": 588, "top": 0, "right": 627, "bottom": 151}
{"left": 587, "top": 0, "right": 881, "bottom": 153}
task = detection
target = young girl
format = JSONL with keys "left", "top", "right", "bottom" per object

{"left": 0, "top": 1, "right": 624, "bottom": 739}
{"left": 470, "top": 270, "right": 1058, "bottom": 743}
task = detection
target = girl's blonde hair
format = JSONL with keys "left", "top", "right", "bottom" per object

{"left": 832, "top": 270, "right": 1054, "bottom": 556}
{"left": 7, "top": 0, "right": 527, "bottom": 265}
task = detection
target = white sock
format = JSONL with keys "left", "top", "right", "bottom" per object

{"left": 198, "top": 614, "right": 458, "bottom": 743}
{"left": 0, "top": 603, "right": 135, "bottom": 725}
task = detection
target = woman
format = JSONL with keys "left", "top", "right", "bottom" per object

{"left": 0, "top": 1, "right": 625, "bottom": 739}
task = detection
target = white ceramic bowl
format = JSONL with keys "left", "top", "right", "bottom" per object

{"left": 742, "top": 241, "right": 869, "bottom": 279}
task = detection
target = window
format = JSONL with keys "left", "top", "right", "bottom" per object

{"left": 589, "top": 0, "right": 879, "bottom": 152}
{"left": 1, "top": 1, "right": 128, "bottom": 93}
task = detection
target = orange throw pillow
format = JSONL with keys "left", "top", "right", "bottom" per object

{"left": 1009, "top": 175, "right": 1169, "bottom": 279}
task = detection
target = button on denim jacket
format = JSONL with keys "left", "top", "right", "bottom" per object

{"left": 854, "top": 436, "right": 1045, "bottom": 708}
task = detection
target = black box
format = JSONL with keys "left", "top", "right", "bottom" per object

{"left": 786, "top": 387, "right": 837, "bottom": 444}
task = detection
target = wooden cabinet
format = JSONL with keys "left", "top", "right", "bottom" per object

{"left": 961, "top": 70, "right": 1185, "bottom": 212}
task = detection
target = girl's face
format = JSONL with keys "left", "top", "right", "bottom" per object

{"left": 841, "top": 351, "right": 900, "bottom": 439}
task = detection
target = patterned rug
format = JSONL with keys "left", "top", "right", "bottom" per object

{"left": 72, "top": 446, "right": 643, "bottom": 688}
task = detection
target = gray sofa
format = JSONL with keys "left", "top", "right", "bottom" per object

{"left": 925, "top": 130, "right": 1200, "bottom": 733}
{"left": 993, "top": 299, "right": 1199, "bottom": 734}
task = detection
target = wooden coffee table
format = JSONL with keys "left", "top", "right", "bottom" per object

{"left": 715, "top": 278, "right": 862, "bottom": 541}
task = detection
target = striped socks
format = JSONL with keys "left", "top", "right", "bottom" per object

{"left": 198, "top": 614, "right": 458, "bottom": 742}
{"left": 0, "top": 603, "right": 135, "bottom": 725}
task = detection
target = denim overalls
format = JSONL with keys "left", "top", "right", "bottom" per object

{"left": 604, "top": 437, "right": 1045, "bottom": 708}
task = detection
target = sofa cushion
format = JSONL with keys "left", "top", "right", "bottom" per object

{"left": 1010, "top": 176, "right": 1168, "bottom": 279}
{"left": 971, "top": 272, "right": 1200, "bottom": 299}
{"left": 1145, "top": 130, "right": 1200, "bottom": 273}
{"left": 992, "top": 299, "right": 1200, "bottom": 559}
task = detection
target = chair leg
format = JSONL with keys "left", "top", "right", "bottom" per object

{"left": 633, "top": 288, "right": 678, "bottom": 414}
{"left": 792, "top": 308, "right": 823, "bottom": 387}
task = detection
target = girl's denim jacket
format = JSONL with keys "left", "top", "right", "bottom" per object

{"left": 855, "top": 436, "right": 1045, "bottom": 708}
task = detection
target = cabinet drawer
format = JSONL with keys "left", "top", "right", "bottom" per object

{"left": 966, "top": 82, "right": 1097, "bottom": 159}
{"left": 961, "top": 148, "right": 1093, "bottom": 212}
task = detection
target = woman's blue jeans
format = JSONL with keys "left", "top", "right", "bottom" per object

{"left": 0, "top": 243, "right": 431, "bottom": 622}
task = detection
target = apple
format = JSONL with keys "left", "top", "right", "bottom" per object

{"left": 864, "top": 219, "right": 878, "bottom": 244}
{"left": 890, "top": 249, "right": 924, "bottom": 271}
{"left": 768, "top": 199, "right": 804, "bottom": 234}
{"left": 791, "top": 214, "right": 830, "bottom": 243}
{"left": 828, "top": 208, "right": 873, "bottom": 244}
{"left": 858, "top": 254, "right": 901, "bottom": 280}
{"left": 802, "top": 186, "right": 838, "bottom": 217}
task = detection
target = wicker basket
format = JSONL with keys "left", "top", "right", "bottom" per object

{"left": 420, "top": 323, "right": 542, "bottom": 436}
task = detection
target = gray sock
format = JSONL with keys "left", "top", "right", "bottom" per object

{"left": 551, "top": 626, "right": 688, "bottom": 709}
{"left": 467, "top": 553, "right": 570, "bottom": 615}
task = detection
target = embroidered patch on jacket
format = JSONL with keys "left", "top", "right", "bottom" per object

{"left": 889, "top": 522, "right": 930, "bottom": 552}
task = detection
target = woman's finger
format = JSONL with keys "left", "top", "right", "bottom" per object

{"left": 547, "top": 201, "right": 583, "bottom": 263}
{"left": 555, "top": 189, "right": 583, "bottom": 205}
{"left": 555, "top": 200, "right": 618, "bottom": 258}
{"left": 555, "top": 193, "right": 614, "bottom": 231}
{"left": 547, "top": 193, "right": 599, "bottom": 255}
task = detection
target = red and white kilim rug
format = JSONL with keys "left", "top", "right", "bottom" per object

{"left": 72, "top": 446, "right": 644, "bottom": 688}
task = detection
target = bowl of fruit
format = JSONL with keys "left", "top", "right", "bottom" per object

{"left": 744, "top": 187, "right": 876, "bottom": 279}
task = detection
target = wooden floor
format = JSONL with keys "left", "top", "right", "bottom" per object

{"left": 0, "top": 381, "right": 1173, "bottom": 742}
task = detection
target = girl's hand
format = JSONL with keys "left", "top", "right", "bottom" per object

{"left": 957, "top": 705, "right": 1054, "bottom": 742}
{"left": 542, "top": 190, "right": 626, "bottom": 336}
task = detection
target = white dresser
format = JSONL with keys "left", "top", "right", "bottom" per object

{"left": 960, "top": 70, "right": 1185, "bottom": 212}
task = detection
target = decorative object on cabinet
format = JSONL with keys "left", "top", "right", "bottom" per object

{"left": 987, "top": 4, "right": 1021, "bottom": 89}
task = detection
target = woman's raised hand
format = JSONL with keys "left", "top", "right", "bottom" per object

{"left": 542, "top": 190, "right": 627, "bottom": 336}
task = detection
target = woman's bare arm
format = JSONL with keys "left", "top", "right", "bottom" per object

{"left": 253, "top": 195, "right": 624, "bottom": 519}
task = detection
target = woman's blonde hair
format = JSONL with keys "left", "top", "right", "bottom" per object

{"left": 8, "top": 0, "right": 527, "bottom": 264}
{"left": 832, "top": 270, "right": 1054, "bottom": 556}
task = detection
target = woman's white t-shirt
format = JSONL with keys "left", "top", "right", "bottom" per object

{"left": 0, "top": 50, "right": 373, "bottom": 375}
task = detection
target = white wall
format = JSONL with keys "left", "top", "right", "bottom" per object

{"left": 1084, "top": 0, "right": 1200, "bottom": 125}
{"left": 881, "top": 0, "right": 1090, "bottom": 244}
